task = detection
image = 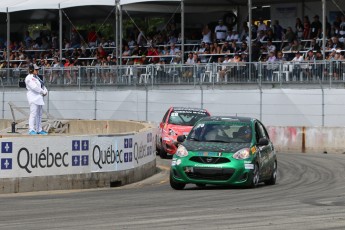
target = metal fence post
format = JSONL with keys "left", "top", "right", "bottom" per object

{"left": 145, "top": 86, "right": 148, "bottom": 122}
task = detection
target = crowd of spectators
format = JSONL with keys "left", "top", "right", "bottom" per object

{"left": 0, "top": 13, "right": 345, "bottom": 73}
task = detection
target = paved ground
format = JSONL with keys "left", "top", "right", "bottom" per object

{"left": 0, "top": 153, "right": 344, "bottom": 230}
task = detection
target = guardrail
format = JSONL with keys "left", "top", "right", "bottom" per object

{"left": 0, "top": 60, "right": 344, "bottom": 88}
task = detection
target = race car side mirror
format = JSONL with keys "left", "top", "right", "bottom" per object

{"left": 257, "top": 138, "right": 269, "bottom": 146}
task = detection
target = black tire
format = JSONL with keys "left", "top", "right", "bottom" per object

{"left": 249, "top": 163, "right": 260, "bottom": 188}
{"left": 170, "top": 173, "right": 186, "bottom": 190}
{"left": 265, "top": 161, "right": 277, "bottom": 185}
{"left": 159, "top": 146, "right": 168, "bottom": 159}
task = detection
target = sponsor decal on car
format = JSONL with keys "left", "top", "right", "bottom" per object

{"left": 251, "top": 146, "right": 257, "bottom": 154}
{"left": 196, "top": 152, "right": 222, "bottom": 157}
{"left": 244, "top": 163, "right": 254, "bottom": 169}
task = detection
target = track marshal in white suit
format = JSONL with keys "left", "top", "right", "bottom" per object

{"left": 25, "top": 64, "right": 48, "bottom": 135}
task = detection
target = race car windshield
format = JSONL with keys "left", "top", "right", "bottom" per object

{"left": 188, "top": 122, "right": 252, "bottom": 143}
{"left": 168, "top": 111, "right": 208, "bottom": 126}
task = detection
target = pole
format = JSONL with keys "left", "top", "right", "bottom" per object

{"left": 248, "top": 0, "right": 252, "bottom": 81}
{"left": 59, "top": 6, "right": 63, "bottom": 62}
{"left": 322, "top": 0, "right": 326, "bottom": 60}
{"left": 181, "top": 0, "right": 185, "bottom": 64}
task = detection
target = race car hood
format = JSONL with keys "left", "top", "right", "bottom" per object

{"left": 166, "top": 124, "right": 193, "bottom": 136}
{"left": 182, "top": 140, "right": 250, "bottom": 153}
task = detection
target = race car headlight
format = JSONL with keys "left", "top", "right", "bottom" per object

{"left": 233, "top": 148, "right": 250, "bottom": 160}
{"left": 176, "top": 145, "right": 188, "bottom": 157}
{"left": 169, "top": 128, "right": 177, "bottom": 136}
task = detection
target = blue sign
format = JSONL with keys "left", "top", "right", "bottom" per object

{"left": 1, "top": 142, "right": 12, "bottom": 153}
{"left": 72, "top": 140, "right": 81, "bottom": 151}
{"left": 81, "top": 140, "right": 89, "bottom": 151}
{"left": 1, "top": 158, "right": 12, "bottom": 169}
{"left": 124, "top": 138, "right": 133, "bottom": 148}
{"left": 72, "top": 155, "right": 80, "bottom": 166}
{"left": 81, "top": 155, "right": 89, "bottom": 166}
{"left": 124, "top": 152, "right": 133, "bottom": 162}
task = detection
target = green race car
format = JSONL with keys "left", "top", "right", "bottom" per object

{"left": 170, "top": 116, "right": 277, "bottom": 189}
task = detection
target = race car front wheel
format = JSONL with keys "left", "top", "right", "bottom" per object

{"left": 170, "top": 173, "right": 186, "bottom": 190}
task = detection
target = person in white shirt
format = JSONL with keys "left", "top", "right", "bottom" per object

{"left": 291, "top": 52, "right": 304, "bottom": 80}
{"left": 25, "top": 64, "right": 48, "bottom": 135}
{"left": 214, "top": 19, "right": 228, "bottom": 42}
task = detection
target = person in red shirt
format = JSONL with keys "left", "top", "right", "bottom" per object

{"left": 87, "top": 26, "right": 98, "bottom": 47}
{"left": 147, "top": 46, "right": 159, "bottom": 63}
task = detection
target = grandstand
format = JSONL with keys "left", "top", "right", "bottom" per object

{"left": 0, "top": 0, "right": 344, "bottom": 87}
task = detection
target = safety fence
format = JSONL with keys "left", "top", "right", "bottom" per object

{"left": 0, "top": 60, "right": 344, "bottom": 88}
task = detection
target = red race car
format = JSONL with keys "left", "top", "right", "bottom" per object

{"left": 157, "top": 107, "right": 210, "bottom": 158}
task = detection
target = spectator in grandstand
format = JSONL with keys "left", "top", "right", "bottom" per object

{"left": 305, "top": 50, "right": 315, "bottom": 61}
{"left": 257, "top": 18, "right": 268, "bottom": 33}
{"left": 325, "top": 38, "right": 334, "bottom": 51}
{"left": 251, "top": 19, "right": 258, "bottom": 39}
{"left": 239, "top": 22, "right": 249, "bottom": 42}
{"left": 214, "top": 19, "right": 228, "bottom": 42}
{"left": 185, "top": 52, "right": 194, "bottom": 64}
{"left": 230, "top": 40, "right": 239, "bottom": 54}
{"left": 63, "top": 38, "right": 71, "bottom": 50}
{"left": 160, "top": 45, "right": 170, "bottom": 63}
{"left": 197, "top": 42, "right": 209, "bottom": 63}
{"left": 169, "top": 43, "right": 180, "bottom": 56}
{"left": 291, "top": 51, "right": 304, "bottom": 79}
{"left": 310, "top": 15, "right": 322, "bottom": 39}
{"left": 331, "top": 36, "right": 344, "bottom": 49}
{"left": 265, "top": 29, "right": 275, "bottom": 41}
{"left": 210, "top": 42, "right": 221, "bottom": 54}
{"left": 202, "top": 24, "right": 212, "bottom": 43}
{"left": 291, "top": 39, "right": 303, "bottom": 52}
{"left": 41, "top": 37, "right": 51, "bottom": 50}
{"left": 24, "top": 31, "right": 33, "bottom": 49}
{"left": 284, "top": 27, "right": 296, "bottom": 43}
{"left": 218, "top": 55, "right": 230, "bottom": 81}
{"left": 303, "top": 16, "right": 311, "bottom": 39}
{"left": 239, "top": 42, "right": 248, "bottom": 53}
{"left": 221, "top": 41, "right": 233, "bottom": 54}
{"left": 251, "top": 41, "right": 261, "bottom": 62}
{"left": 266, "top": 39, "right": 276, "bottom": 54}
{"left": 49, "top": 57, "right": 61, "bottom": 84}
{"left": 307, "top": 38, "right": 321, "bottom": 51}
{"left": 63, "top": 58, "right": 73, "bottom": 84}
{"left": 273, "top": 20, "right": 284, "bottom": 41}
{"left": 325, "top": 17, "right": 332, "bottom": 39}
{"left": 256, "top": 30, "right": 268, "bottom": 43}
{"left": 315, "top": 50, "right": 323, "bottom": 60}
{"left": 70, "top": 29, "right": 81, "bottom": 49}
{"left": 295, "top": 18, "right": 304, "bottom": 40}
{"left": 339, "top": 15, "right": 345, "bottom": 39}
{"left": 87, "top": 26, "right": 99, "bottom": 47}
{"left": 266, "top": 51, "right": 277, "bottom": 81}
{"left": 147, "top": 45, "right": 159, "bottom": 64}
{"left": 276, "top": 51, "right": 287, "bottom": 62}
{"left": 225, "top": 30, "right": 239, "bottom": 42}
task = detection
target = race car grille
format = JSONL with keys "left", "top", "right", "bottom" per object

{"left": 186, "top": 167, "right": 235, "bottom": 181}
{"left": 189, "top": 156, "right": 230, "bottom": 164}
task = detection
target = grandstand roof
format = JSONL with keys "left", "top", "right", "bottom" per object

{"left": 0, "top": 0, "right": 320, "bottom": 13}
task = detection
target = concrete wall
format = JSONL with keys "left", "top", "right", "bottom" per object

{"left": 0, "top": 120, "right": 158, "bottom": 194}
{"left": 268, "top": 126, "right": 345, "bottom": 154}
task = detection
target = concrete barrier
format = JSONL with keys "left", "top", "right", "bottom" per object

{"left": 268, "top": 126, "right": 345, "bottom": 154}
{"left": 0, "top": 120, "right": 158, "bottom": 194}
